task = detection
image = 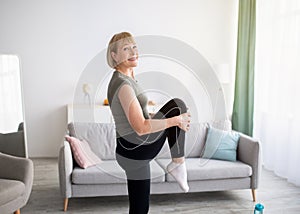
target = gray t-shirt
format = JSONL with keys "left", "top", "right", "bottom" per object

{"left": 107, "top": 71, "right": 149, "bottom": 138}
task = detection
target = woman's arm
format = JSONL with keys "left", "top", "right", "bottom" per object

{"left": 118, "top": 84, "right": 190, "bottom": 136}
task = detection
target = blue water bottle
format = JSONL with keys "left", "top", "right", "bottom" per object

{"left": 254, "top": 203, "right": 264, "bottom": 214}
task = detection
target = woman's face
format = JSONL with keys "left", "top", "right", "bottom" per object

{"left": 112, "top": 41, "right": 138, "bottom": 68}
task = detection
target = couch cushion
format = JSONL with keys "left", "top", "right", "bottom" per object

{"left": 72, "top": 160, "right": 165, "bottom": 185}
{"left": 156, "top": 158, "right": 252, "bottom": 182}
{"left": 157, "top": 123, "right": 208, "bottom": 159}
{"left": 68, "top": 123, "right": 116, "bottom": 160}
{"left": 65, "top": 135, "right": 102, "bottom": 169}
{"left": 202, "top": 126, "right": 240, "bottom": 161}
{"left": 0, "top": 179, "right": 25, "bottom": 205}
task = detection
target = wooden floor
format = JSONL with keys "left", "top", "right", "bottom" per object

{"left": 20, "top": 158, "right": 300, "bottom": 214}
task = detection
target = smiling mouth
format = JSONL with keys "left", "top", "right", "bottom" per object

{"left": 128, "top": 57, "right": 137, "bottom": 61}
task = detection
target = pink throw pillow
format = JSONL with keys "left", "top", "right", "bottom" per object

{"left": 65, "top": 135, "right": 102, "bottom": 169}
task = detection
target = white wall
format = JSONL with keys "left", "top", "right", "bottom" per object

{"left": 0, "top": 0, "right": 238, "bottom": 157}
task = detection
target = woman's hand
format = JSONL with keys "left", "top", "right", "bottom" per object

{"left": 177, "top": 112, "right": 191, "bottom": 131}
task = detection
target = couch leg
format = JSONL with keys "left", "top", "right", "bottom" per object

{"left": 64, "top": 198, "right": 69, "bottom": 212}
{"left": 251, "top": 189, "right": 256, "bottom": 202}
{"left": 14, "top": 209, "right": 20, "bottom": 214}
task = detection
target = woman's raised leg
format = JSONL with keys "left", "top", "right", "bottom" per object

{"left": 153, "top": 98, "right": 189, "bottom": 192}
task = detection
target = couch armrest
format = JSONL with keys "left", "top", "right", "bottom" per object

{"left": 0, "top": 131, "right": 26, "bottom": 158}
{"left": 0, "top": 153, "right": 33, "bottom": 203}
{"left": 237, "top": 133, "right": 262, "bottom": 189}
{"left": 58, "top": 141, "right": 73, "bottom": 198}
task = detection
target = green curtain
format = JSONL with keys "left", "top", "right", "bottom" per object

{"left": 232, "top": 0, "right": 256, "bottom": 136}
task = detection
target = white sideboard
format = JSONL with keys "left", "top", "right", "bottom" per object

{"left": 67, "top": 103, "right": 165, "bottom": 124}
{"left": 67, "top": 104, "right": 114, "bottom": 123}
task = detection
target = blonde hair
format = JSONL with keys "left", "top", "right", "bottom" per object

{"left": 106, "top": 32, "right": 136, "bottom": 69}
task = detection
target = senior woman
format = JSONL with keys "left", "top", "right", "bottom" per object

{"left": 107, "top": 32, "right": 190, "bottom": 214}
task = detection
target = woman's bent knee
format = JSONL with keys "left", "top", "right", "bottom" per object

{"left": 172, "top": 98, "right": 187, "bottom": 113}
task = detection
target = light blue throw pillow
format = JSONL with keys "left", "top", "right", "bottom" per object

{"left": 202, "top": 126, "right": 240, "bottom": 161}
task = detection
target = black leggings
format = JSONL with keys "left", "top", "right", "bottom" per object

{"left": 116, "top": 98, "right": 187, "bottom": 214}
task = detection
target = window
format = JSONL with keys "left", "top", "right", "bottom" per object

{"left": 254, "top": 0, "right": 300, "bottom": 186}
{"left": 0, "top": 55, "right": 24, "bottom": 133}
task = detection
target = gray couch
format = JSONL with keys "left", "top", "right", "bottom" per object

{"left": 59, "top": 122, "right": 261, "bottom": 212}
{"left": 0, "top": 153, "right": 34, "bottom": 214}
